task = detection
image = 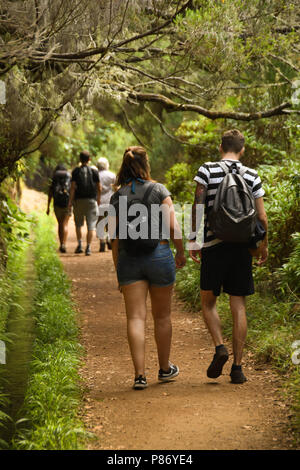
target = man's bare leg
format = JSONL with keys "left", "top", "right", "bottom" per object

{"left": 230, "top": 296, "right": 247, "bottom": 365}
{"left": 201, "top": 290, "right": 223, "bottom": 346}
{"left": 75, "top": 226, "right": 83, "bottom": 253}
{"left": 201, "top": 290, "right": 229, "bottom": 378}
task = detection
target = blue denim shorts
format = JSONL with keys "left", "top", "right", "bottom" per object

{"left": 117, "top": 242, "right": 176, "bottom": 287}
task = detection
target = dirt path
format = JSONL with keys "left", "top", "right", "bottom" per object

{"left": 54, "top": 220, "right": 294, "bottom": 451}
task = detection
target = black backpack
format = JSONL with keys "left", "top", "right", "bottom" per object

{"left": 208, "top": 161, "right": 257, "bottom": 243}
{"left": 53, "top": 173, "right": 71, "bottom": 207}
{"left": 77, "top": 166, "right": 97, "bottom": 198}
{"left": 119, "top": 182, "right": 160, "bottom": 256}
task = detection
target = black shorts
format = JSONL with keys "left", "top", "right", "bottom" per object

{"left": 200, "top": 243, "right": 254, "bottom": 297}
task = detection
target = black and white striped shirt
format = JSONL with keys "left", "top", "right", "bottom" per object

{"left": 194, "top": 159, "right": 265, "bottom": 250}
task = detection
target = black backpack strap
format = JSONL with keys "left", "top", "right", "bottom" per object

{"left": 142, "top": 182, "right": 156, "bottom": 204}
{"left": 238, "top": 165, "right": 248, "bottom": 177}
{"left": 218, "top": 161, "right": 230, "bottom": 174}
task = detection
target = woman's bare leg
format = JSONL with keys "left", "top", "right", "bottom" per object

{"left": 121, "top": 280, "right": 149, "bottom": 377}
{"left": 149, "top": 284, "right": 174, "bottom": 371}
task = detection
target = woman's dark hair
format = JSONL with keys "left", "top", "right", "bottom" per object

{"left": 116, "top": 146, "right": 151, "bottom": 186}
{"left": 53, "top": 164, "right": 66, "bottom": 175}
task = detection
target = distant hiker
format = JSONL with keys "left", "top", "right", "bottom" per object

{"left": 109, "top": 146, "right": 186, "bottom": 390}
{"left": 68, "top": 150, "right": 101, "bottom": 256}
{"left": 96, "top": 157, "right": 116, "bottom": 252}
{"left": 189, "top": 129, "right": 268, "bottom": 384}
{"left": 47, "top": 164, "right": 71, "bottom": 253}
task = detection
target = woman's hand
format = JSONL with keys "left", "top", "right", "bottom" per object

{"left": 175, "top": 251, "right": 186, "bottom": 269}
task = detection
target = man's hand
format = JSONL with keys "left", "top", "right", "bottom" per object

{"left": 189, "top": 240, "right": 202, "bottom": 264}
{"left": 250, "top": 245, "right": 268, "bottom": 265}
{"left": 256, "top": 246, "right": 268, "bottom": 265}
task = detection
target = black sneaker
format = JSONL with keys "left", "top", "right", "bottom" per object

{"left": 75, "top": 245, "right": 83, "bottom": 254}
{"left": 207, "top": 345, "right": 229, "bottom": 379}
{"left": 85, "top": 245, "right": 91, "bottom": 256}
{"left": 99, "top": 242, "right": 105, "bottom": 252}
{"left": 158, "top": 363, "right": 179, "bottom": 382}
{"left": 59, "top": 245, "right": 66, "bottom": 253}
{"left": 230, "top": 367, "right": 247, "bottom": 384}
{"left": 133, "top": 375, "right": 148, "bottom": 390}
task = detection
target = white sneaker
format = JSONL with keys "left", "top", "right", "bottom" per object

{"left": 158, "top": 363, "right": 179, "bottom": 382}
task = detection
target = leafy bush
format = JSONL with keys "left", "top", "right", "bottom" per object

{"left": 259, "top": 162, "right": 300, "bottom": 271}
{"left": 278, "top": 232, "right": 300, "bottom": 296}
{"left": 165, "top": 162, "right": 196, "bottom": 203}
{"left": 0, "top": 201, "right": 31, "bottom": 449}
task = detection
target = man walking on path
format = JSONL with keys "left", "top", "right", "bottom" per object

{"left": 189, "top": 129, "right": 268, "bottom": 383}
{"left": 68, "top": 151, "right": 101, "bottom": 256}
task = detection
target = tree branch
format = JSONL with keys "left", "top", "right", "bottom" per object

{"left": 128, "top": 91, "right": 292, "bottom": 121}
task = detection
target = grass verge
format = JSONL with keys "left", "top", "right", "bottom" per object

{"left": 13, "top": 214, "right": 88, "bottom": 450}
{"left": 0, "top": 220, "right": 31, "bottom": 449}
{"left": 175, "top": 258, "right": 300, "bottom": 445}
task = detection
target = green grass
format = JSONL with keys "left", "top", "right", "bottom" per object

{"left": 0, "top": 219, "right": 31, "bottom": 449}
{"left": 175, "top": 260, "right": 300, "bottom": 444}
{"left": 13, "top": 214, "right": 89, "bottom": 450}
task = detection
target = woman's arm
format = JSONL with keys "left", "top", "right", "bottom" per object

{"left": 162, "top": 196, "right": 186, "bottom": 269}
{"left": 111, "top": 238, "right": 119, "bottom": 270}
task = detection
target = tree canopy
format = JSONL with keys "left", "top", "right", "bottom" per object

{"left": 0, "top": 0, "right": 299, "bottom": 181}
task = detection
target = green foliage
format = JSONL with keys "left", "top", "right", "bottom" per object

{"left": 0, "top": 209, "right": 31, "bottom": 449}
{"left": 259, "top": 161, "right": 300, "bottom": 271}
{"left": 278, "top": 233, "right": 300, "bottom": 295}
{"left": 0, "top": 197, "right": 30, "bottom": 255}
{"left": 25, "top": 116, "right": 137, "bottom": 191}
{"left": 13, "top": 215, "right": 89, "bottom": 450}
{"left": 1, "top": 0, "right": 299, "bottom": 185}
{"left": 176, "top": 117, "right": 221, "bottom": 165}
{"left": 165, "top": 163, "right": 196, "bottom": 203}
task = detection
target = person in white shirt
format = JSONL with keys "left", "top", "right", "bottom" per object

{"left": 96, "top": 157, "right": 116, "bottom": 252}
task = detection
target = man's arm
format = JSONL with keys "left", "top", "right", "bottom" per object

{"left": 189, "top": 183, "right": 206, "bottom": 263}
{"left": 254, "top": 197, "right": 268, "bottom": 265}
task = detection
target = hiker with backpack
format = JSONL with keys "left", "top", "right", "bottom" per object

{"left": 47, "top": 164, "right": 72, "bottom": 253}
{"left": 188, "top": 129, "right": 268, "bottom": 384}
{"left": 96, "top": 157, "right": 116, "bottom": 252}
{"left": 68, "top": 150, "right": 101, "bottom": 256}
{"left": 109, "top": 146, "right": 186, "bottom": 390}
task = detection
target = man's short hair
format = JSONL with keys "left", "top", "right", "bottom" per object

{"left": 80, "top": 150, "right": 90, "bottom": 163}
{"left": 221, "top": 130, "right": 245, "bottom": 153}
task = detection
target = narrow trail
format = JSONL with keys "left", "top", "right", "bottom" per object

{"left": 58, "top": 223, "right": 293, "bottom": 451}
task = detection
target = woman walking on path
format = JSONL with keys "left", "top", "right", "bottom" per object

{"left": 109, "top": 147, "right": 186, "bottom": 390}
{"left": 47, "top": 164, "right": 72, "bottom": 253}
